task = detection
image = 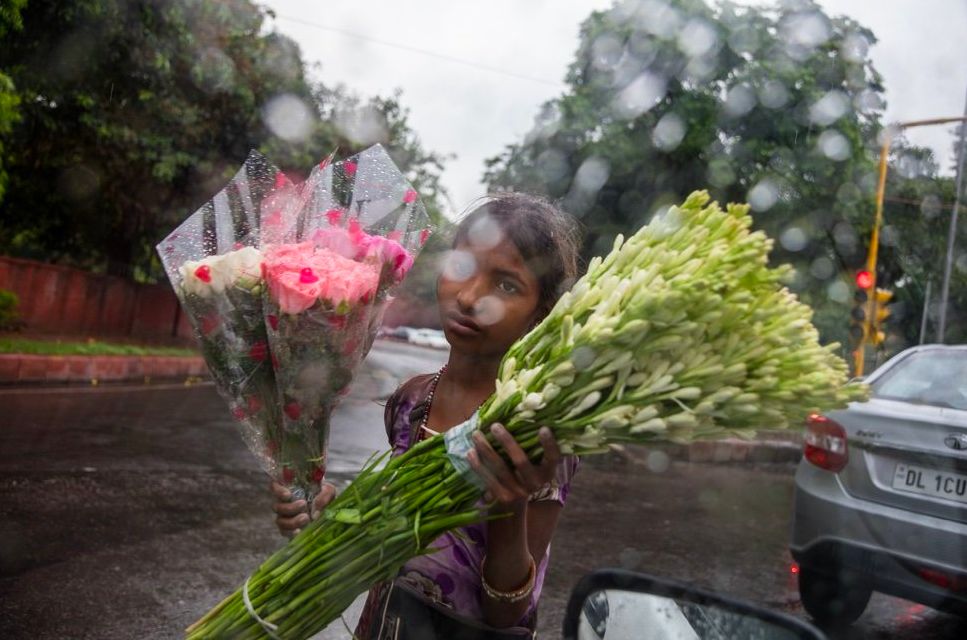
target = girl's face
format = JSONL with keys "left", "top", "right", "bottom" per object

{"left": 438, "top": 235, "right": 541, "bottom": 358}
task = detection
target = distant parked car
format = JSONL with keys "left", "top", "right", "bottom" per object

{"left": 407, "top": 328, "right": 449, "bottom": 350}
{"left": 790, "top": 344, "right": 967, "bottom": 628}
{"left": 379, "top": 325, "right": 415, "bottom": 341}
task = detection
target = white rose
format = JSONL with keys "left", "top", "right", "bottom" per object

{"left": 178, "top": 247, "right": 263, "bottom": 298}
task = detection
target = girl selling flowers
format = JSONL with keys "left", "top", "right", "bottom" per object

{"left": 271, "top": 193, "right": 581, "bottom": 638}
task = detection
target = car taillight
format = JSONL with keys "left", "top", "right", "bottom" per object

{"left": 916, "top": 567, "right": 967, "bottom": 591}
{"left": 804, "top": 413, "right": 849, "bottom": 472}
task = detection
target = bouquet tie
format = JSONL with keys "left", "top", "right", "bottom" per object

{"left": 242, "top": 577, "right": 284, "bottom": 640}
{"left": 443, "top": 414, "right": 486, "bottom": 489}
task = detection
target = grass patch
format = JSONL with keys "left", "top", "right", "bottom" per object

{"left": 0, "top": 338, "right": 198, "bottom": 357}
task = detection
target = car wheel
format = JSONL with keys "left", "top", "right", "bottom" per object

{"left": 798, "top": 566, "right": 871, "bottom": 628}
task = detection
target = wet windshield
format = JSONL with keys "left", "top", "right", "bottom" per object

{"left": 1, "top": 2, "right": 966, "bottom": 640}
{"left": 873, "top": 350, "right": 967, "bottom": 410}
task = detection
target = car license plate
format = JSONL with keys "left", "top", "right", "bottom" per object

{"left": 893, "top": 464, "right": 967, "bottom": 504}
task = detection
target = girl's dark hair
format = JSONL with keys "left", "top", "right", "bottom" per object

{"left": 452, "top": 192, "right": 581, "bottom": 319}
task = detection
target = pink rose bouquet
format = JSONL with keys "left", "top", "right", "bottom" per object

{"left": 159, "top": 145, "right": 431, "bottom": 508}
{"left": 259, "top": 144, "right": 431, "bottom": 503}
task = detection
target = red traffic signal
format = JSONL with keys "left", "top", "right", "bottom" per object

{"left": 856, "top": 270, "right": 873, "bottom": 289}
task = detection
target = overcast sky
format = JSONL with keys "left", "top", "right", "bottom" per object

{"left": 261, "top": 0, "right": 967, "bottom": 216}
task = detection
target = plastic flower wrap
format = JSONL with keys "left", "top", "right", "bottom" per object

{"left": 259, "top": 144, "right": 432, "bottom": 503}
{"left": 157, "top": 151, "right": 300, "bottom": 478}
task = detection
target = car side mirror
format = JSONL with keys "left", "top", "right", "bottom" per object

{"left": 563, "top": 569, "right": 827, "bottom": 640}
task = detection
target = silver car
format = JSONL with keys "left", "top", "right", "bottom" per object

{"left": 790, "top": 344, "right": 967, "bottom": 627}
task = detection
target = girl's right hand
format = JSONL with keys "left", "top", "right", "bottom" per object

{"left": 270, "top": 480, "right": 337, "bottom": 538}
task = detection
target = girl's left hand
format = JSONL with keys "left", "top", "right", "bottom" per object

{"left": 467, "top": 423, "right": 561, "bottom": 508}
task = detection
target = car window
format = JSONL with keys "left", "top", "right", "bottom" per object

{"left": 872, "top": 351, "right": 967, "bottom": 410}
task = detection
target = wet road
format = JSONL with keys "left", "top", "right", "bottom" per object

{"left": 0, "top": 339, "right": 964, "bottom": 639}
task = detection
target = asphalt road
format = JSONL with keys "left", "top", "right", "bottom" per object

{"left": 1, "top": 339, "right": 964, "bottom": 639}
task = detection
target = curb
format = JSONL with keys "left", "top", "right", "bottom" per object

{"left": 0, "top": 353, "right": 208, "bottom": 385}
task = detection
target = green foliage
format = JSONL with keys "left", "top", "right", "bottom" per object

{"left": 874, "top": 141, "right": 966, "bottom": 347}
{"left": 483, "top": 0, "right": 899, "bottom": 345}
{"left": 0, "top": 0, "right": 448, "bottom": 280}
{"left": 0, "top": 337, "right": 197, "bottom": 356}
{"left": 0, "top": 0, "right": 27, "bottom": 37}
{"left": 0, "top": 287, "right": 23, "bottom": 331}
{"left": 0, "top": 0, "right": 26, "bottom": 204}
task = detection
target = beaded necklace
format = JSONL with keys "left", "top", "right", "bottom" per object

{"left": 417, "top": 364, "right": 483, "bottom": 442}
{"left": 417, "top": 365, "right": 447, "bottom": 441}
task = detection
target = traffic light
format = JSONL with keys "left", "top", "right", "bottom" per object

{"left": 870, "top": 288, "right": 893, "bottom": 346}
{"left": 849, "top": 288, "right": 870, "bottom": 345}
{"left": 855, "top": 270, "right": 874, "bottom": 290}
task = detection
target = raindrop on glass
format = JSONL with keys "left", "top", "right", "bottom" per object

{"left": 809, "top": 91, "right": 849, "bottom": 126}
{"left": 780, "top": 227, "right": 808, "bottom": 252}
{"left": 818, "top": 130, "right": 851, "bottom": 161}
{"left": 748, "top": 179, "right": 778, "bottom": 211}
{"left": 652, "top": 112, "right": 686, "bottom": 151}
{"left": 263, "top": 94, "right": 314, "bottom": 142}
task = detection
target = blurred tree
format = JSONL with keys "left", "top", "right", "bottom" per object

{"left": 876, "top": 140, "right": 965, "bottom": 347}
{"left": 483, "top": 0, "right": 907, "bottom": 347}
{"left": 0, "top": 0, "right": 27, "bottom": 205}
{"left": 0, "top": 0, "right": 448, "bottom": 280}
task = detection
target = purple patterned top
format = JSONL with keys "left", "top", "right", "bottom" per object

{"left": 354, "top": 374, "right": 579, "bottom": 634}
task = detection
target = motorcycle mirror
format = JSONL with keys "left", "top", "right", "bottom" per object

{"left": 563, "top": 569, "right": 827, "bottom": 640}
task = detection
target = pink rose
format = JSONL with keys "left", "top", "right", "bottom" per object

{"left": 309, "top": 227, "right": 365, "bottom": 260}
{"left": 263, "top": 242, "right": 380, "bottom": 314}
{"left": 360, "top": 235, "right": 414, "bottom": 283}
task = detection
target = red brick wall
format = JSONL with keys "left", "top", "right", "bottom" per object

{"left": 0, "top": 256, "right": 193, "bottom": 342}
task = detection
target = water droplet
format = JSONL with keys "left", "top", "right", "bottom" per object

{"left": 707, "top": 157, "right": 735, "bottom": 188}
{"left": 467, "top": 216, "right": 504, "bottom": 250}
{"left": 809, "top": 91, "right": 849, "bottom": 126}
{"left": 635, "top": 0, "right": 682, "bottom": 36}
{"left": 724, "top": 84, "right": 756, "bottom": 118}
{"left": 780, "top": 227, "right": 808, "bottom": 252}
{"left": 854, "top": 89, "right": 884, "bottom": 113}
{"left": 781, "top": 11, "right": 830, "bottom": 53}
{"left": 921, "top": 194, "right": 941, "bottom": 219}
{"left": 748, "top": 179, "right": 778, "bottom": 211}
{"left": 645, "top": 450, "right": 670, "bottom": 473}
{"left": 573, "top": 156, "right": 611, "bottom": 195}
{"left": 652, "top": 112, "right": 686, "bottom": 151}
{"left": 591, "top": 32, "right": 624, "bottom": 71}
{"left": 678, "top": 18, "right": 718, "bottom": 58}
{"left": 827, "top": 281, "right": 850, "bottom": 304}
{"left": 476, "top": 296, "right": 506, "bottom": 327}
{"left": 441, "top": 250, "right": 477, "bottom": 282}
{"left": 613, "top": 72, "right": 667, "bottom": 119}
{"left": 833, "top": 222, "right": 858, "bottom": 250}
{"left": 536, "top": 148, "right": 570, "bottom": 184}
{"left": 840, "top": 31, "right": 870, "bottom": 63}
{"left": 818, "top": 130, "right": 851, "bottom": 161}
{"left": 758, "top": 80, "right": 789, "bottom": 109}
{"left": 334, "top": 104, "right": 389, "bottom": 146}
{"left": 810, "top": 256, "right": 834, "bottom": 280}
{"left": 263, "top": 94, "right": 313, "bottom": 142}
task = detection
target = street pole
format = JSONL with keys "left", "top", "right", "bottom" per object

{"left": 937, "top": 85, "right": 967, "bottom": 342}
{"left": 856, "top": 131, "right": 893, "bottom": 377}
{"left": 920, "top": 281, "right": 932, "bottom": 344}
